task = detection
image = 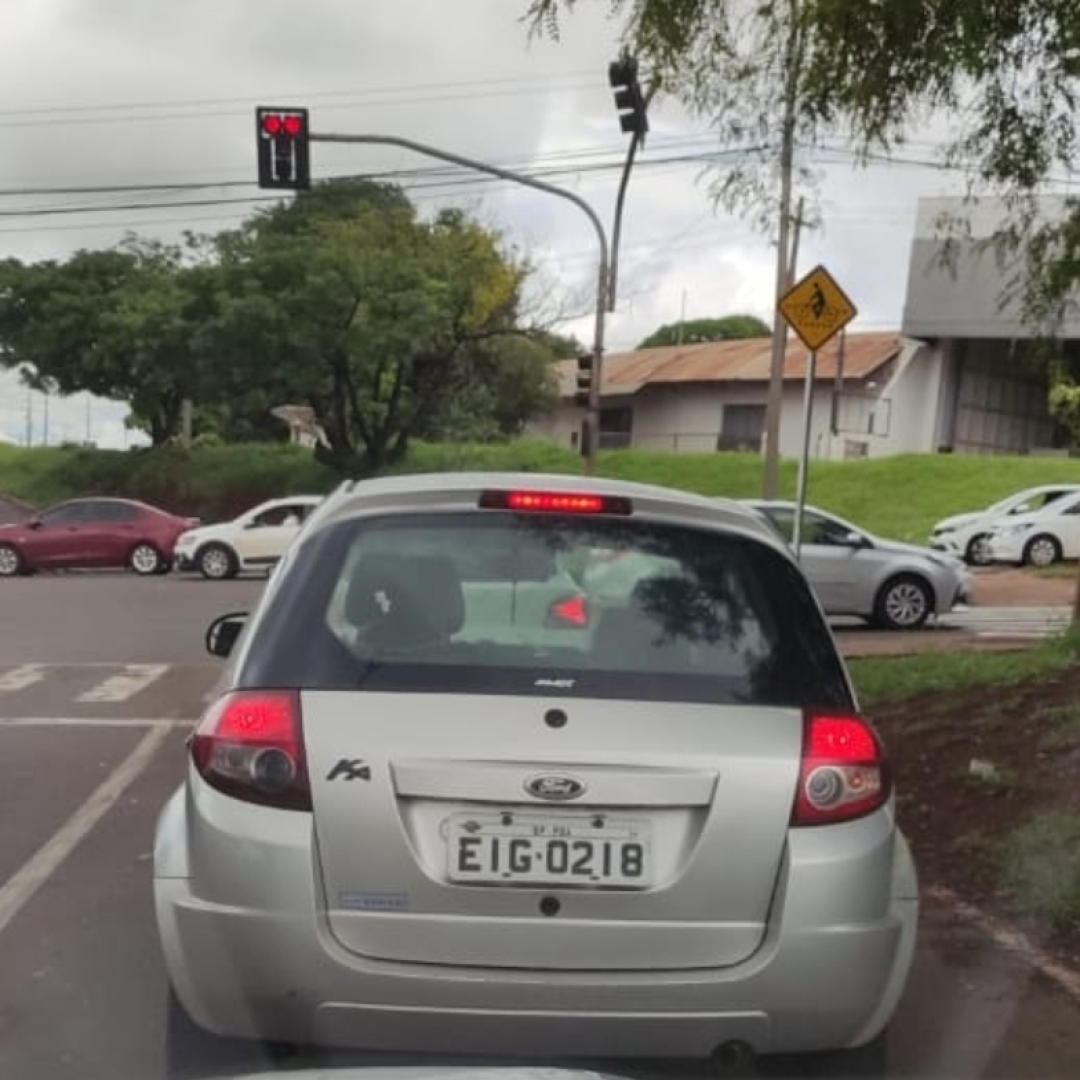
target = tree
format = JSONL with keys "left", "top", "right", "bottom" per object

{"left": 527, "top": 3, "right": 1080, "bottom": 483}
{"left": 0, "top": 238, "right": 221, "bottom": 444}
{"left": 638, "top": 314, "right": 770, "bottom": 348}
{"left": 210, "top": 179, "right": 535, "bottom": 471}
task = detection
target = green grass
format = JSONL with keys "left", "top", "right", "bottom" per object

{"left": 999, "top": 812, "right": 1080, "bottom": 929}
{"left": 850, "top": 628, "right": 1080, "bottom": 705}
{"left": 3, "top": 438, "right": 1080, "bottom": 540}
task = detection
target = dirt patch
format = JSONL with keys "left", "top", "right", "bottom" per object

{"left": 974, "top": 566, "right": 1075, "bottom": 607}
{"left": 873, "top": 669, "right": 1080, "bottom": 965}
{"left": 837, "top": 626, "right": 1043, "bottom": 658}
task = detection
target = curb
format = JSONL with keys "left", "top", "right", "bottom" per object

{"left": 927, "top": 884, "right": 1080, "bottom": 1004}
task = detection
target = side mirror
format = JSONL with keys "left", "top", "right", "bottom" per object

{"left": 205, "top": 612, "right": 247, "bottom": 659}
{"left": 842, "top": 530, "right": 867, "bottom": 548}
{"left": 27, "top": 518, "right": 42, "bottom": 530}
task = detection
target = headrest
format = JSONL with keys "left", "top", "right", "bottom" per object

{"left": 343, "top": 552, "right": 438, "bottom": 652}
{"left": 409, "top": 554, "right": 464, "bottom": 636}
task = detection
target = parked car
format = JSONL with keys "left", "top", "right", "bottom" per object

{"left": 173, "top": 495, "right": 323, "bottom": 579}
{"left": 985, "top": 487, "right": 1080, "bottom": 566}
{"left": 156, "top": 472, "right": 917, "bottom": 1076}
{"left": 0, "top": 497, "right": 197, "bottom": 577}
{"left": 744, "top": 499, "right": 972, "bottom": 630}
{"left": 928, "top": 484, "right": 1080, "bottom": 565}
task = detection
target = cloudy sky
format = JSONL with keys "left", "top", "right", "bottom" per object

{"left": 0, "top": 0, "right": 993, "bottom": 448}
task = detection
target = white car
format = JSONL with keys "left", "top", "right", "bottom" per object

{"left": 929, "top": 484, "right": 1080, "bottom": 565}
{"left": 986, "top": 488, "right": 1080, "bottom": 566}
{"left": 174, "top": 495, "right": 323, "bottom": 579}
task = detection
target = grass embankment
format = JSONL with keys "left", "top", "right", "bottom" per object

{"left": 853, "top": 630, "right": 1080, "bottom": 949}
{"left": 3, "top": 439, "right": 1080, "bottom": 539}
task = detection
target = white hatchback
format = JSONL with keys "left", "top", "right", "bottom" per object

{"left": 173, "top": 495, "right": 323, "bottom": 579}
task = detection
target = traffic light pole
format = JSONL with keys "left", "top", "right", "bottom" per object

{"left": 311, "top": 132, "right": 610, "bottom": 476}
{"left": 607, "top": 82, "right": 658, "bottom": 312}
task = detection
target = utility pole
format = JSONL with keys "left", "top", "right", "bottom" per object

{"left": 24, "top": 388, "right": 31, "bottom": 447}
{"left": 43, "top": 391, "right": 49, "bottom": 446}
{"left": 761, "top": 3, "right": 805, "bottom": 498}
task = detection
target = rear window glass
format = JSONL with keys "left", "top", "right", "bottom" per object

{"left": 239, "top": 511, "right": 851, "bottom": 709}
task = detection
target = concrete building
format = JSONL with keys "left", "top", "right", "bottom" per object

{"left": 529, "top": 195, "right": 1066, "bottom": 459}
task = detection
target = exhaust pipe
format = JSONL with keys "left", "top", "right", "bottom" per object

{"left": 711, "top": 1039, "right": 756, "bottom": 1075}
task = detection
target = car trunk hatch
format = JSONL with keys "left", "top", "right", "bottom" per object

{"left": 303, "top": 690, "right": 802, "bottom": 971}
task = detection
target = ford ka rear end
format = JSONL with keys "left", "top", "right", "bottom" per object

{"left": 154, "top": 472, "right": 918, "bottom": 1075}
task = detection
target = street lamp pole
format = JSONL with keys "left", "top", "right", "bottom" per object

{"left": 311, "top": 132, "right": 610, "bottom": 475}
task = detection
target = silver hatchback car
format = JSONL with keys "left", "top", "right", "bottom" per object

{"left": 155, "top": 472, "right": 918, "bottom": 1074}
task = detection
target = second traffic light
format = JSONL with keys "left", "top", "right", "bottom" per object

{"left": 574, "top": 352, "right": 593, "bottom": 408}
{"left": 608, "top": 57, "right": 648, "bottom": 138}
{"left": 256, "top": 107, "right": 311, "bottom": 191}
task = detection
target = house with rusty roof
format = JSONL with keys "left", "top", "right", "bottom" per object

{"left": 530, "top": 330, "right": 936, "bottom": 459}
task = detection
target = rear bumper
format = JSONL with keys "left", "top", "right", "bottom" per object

{"left": 154, "top": 789, "right": 918, "bottom": 1059}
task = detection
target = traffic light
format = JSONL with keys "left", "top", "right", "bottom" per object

{"left": 574, "top": 352, "right": 593, "bottom": 408}
{"left": 256, "top": 107, "right": 311, "bottom": 191}
{"left": 608, "top": 57, "right": 648, "bottom": 138}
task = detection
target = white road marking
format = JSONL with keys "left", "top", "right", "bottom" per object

{"left": 0, "top": 664, "right": 46, "bottom": 694}
{"left": 76, "top": 663, "right": 169, "bottom": 703}
{"left": 0, "top": 716, "right": 192, "bottom": 728}
{"left": 0, "top": 722, "right": 171, "bottom": 938}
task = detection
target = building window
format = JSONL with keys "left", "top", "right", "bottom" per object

{"left": 718, "top": 404, "right": 766, "bottom": 451}
{"left": 599, "top": 406, "right": 633, "bottom": 450}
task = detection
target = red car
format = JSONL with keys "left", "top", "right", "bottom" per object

{"left": 0, "top": 497, "right": 199, "bottom": 577}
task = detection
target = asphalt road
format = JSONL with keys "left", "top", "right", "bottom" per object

{"left": 0, "top": 574, "right": 1078, "bottom": 1079}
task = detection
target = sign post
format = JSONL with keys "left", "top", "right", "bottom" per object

{"left": 777, "top": 265, "right": 858, "bottom": 559}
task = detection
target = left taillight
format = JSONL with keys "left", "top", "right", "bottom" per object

{"left": 189, "top": 690, "right": 311, "bottom": 811}
{"left": 790, "top": 712, "right": 890, "bottom": 826}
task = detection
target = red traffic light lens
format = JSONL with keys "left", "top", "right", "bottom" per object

{"left": 262, "top": 114, "right": 283, "bottom": 136}
{"left": 283, "top": 114, "right": 304, "bottom": 137}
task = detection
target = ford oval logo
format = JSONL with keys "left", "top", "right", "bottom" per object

{"left": 524, "top": 773, "right": 587, "bottom": 801}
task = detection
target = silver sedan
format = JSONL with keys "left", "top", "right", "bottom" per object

{"left": 155, "top": 472, "right": 917, "bottom": 1075}
{"left": 744, "top": 500, "right": 973, "bottom": 630}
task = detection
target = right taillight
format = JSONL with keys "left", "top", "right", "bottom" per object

{"left": 189, "top": 690, "right": 311, "bottom": 811}
{"left": 791, "top": 712, "right": 890, "bottom": 826}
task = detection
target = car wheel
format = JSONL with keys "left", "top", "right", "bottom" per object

{"left": 197, "top": 542, "right": 238, "bottom": 581}
{"left": 964, "top": 533, "right": 994, "bottom": 566}
{"left": 789, "top": 1030, "right": 888, "bottom": 1078}
{"left": 1023, "top": 533, "right": 1062, "bottom": 568}
{"left": 874, "top": 574, "right": 933, "bottom": 630}
{"left": 0, "top": 542, "right": 24, "bottom": 577}
{"left": 128, "top": 542, "right": 163, "bottom": 576}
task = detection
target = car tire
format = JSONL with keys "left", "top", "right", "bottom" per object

{"left": 128, "top": 542, "right": 164, "bottom": 576}
{"left": 197, "top": 542, "right": 239, "bottom": 581}
{"left": 873, "top": 573, "right": 933, "bottom": 630}
{"left": 0, "top": 542, "right": 24, "bottom": 578}
{"left": 789, "top": 1030, "right": 888, "bottom": 1078}
{"left": 964, "top": 533, "right": 994, "bottom": 566}
{"left": 166, "top": 988, "right": 301, "bottom": 1080}
{"left": 1023, "top": 533, "right": 1062, "bottom": 568}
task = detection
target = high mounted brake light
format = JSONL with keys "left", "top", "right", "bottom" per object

{"left": 478, "top": 490, "right": 632, "bottom": 515}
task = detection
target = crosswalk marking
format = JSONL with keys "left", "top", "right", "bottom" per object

{"left": 0, "top": 664, "right": 46, "bottom": 695}
{"left": 75, "top": 663, "right": 169, "bottom": 703}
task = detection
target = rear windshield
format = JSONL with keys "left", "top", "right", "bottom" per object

{"left": 238, "top": 511, "right": 852, "bottom": 709}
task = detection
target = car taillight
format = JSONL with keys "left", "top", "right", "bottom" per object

{"left": 189, "top": 690, "right": 311, "bottom": 811}
{"left": 478, "top": 490, "right": 632, "bottom": 515}
{"left": 547, "top": 594, "right": 589, "bottom": 627}
{"left": 791, "top": 712, "right": 890, "bottom": 826}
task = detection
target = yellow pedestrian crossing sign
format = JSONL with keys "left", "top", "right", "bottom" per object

{"left": 778, "top": 264, "right": 857, "bottom": 352}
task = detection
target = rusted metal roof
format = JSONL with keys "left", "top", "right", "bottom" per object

{"left": 554, "top": 331, "right": 902, "bottom": 397}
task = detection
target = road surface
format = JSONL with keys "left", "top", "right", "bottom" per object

{"left": 0, "top": 574, "right": 1077, "bottom": 1078}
